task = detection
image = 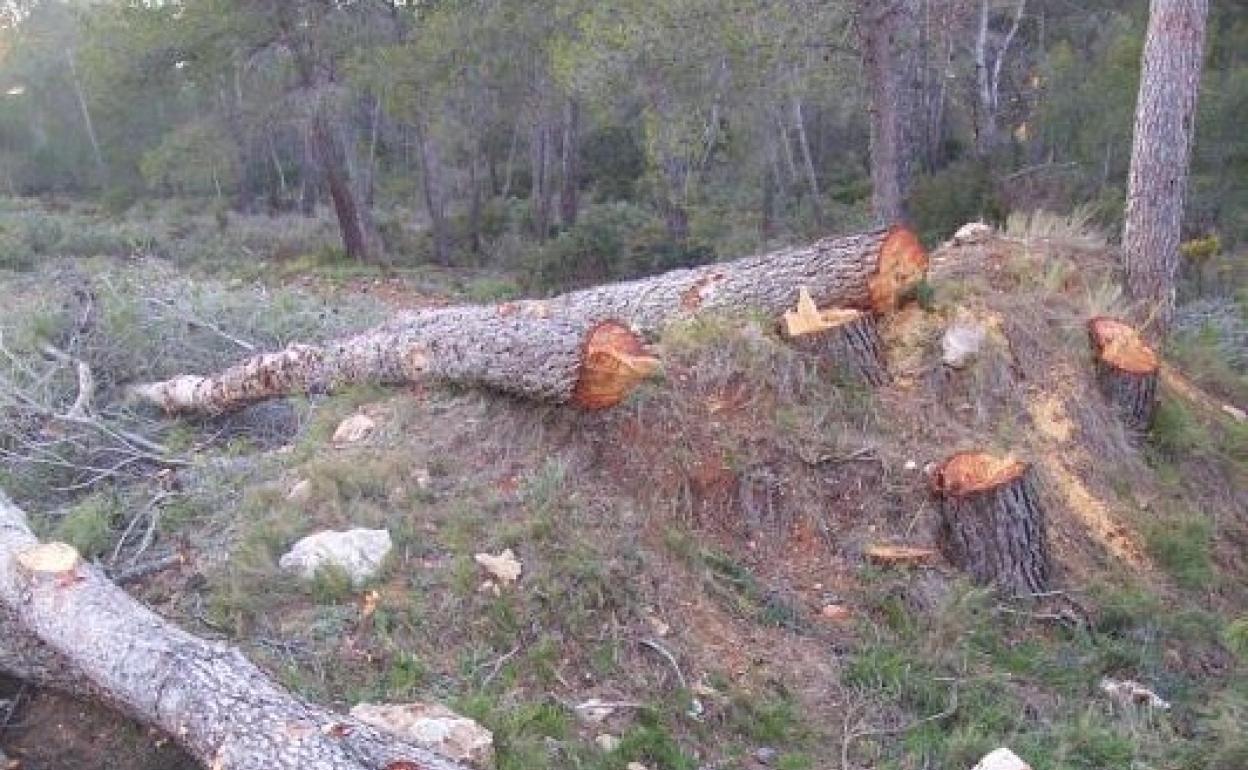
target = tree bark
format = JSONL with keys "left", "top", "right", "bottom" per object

{"left": 313, "top": 112, "right": 374, "bottom": 263}
{"left": 1088, "top": 316, "right": 1160, "bottom": 433}
{"left": 415, "top": 119, "right": 452, "bottom": 266}
{"left": 0, "top": 491, "right": 470, "bottom": 770}
{"left": 781, "top": 289, "right": 890, "bottom": 386}
{"left": 859, "top": 2, "right": 910, "bottom": 225}
{"left": 933, "top": 451, "right": 1050, "bottom": 595}
{"left": 132, "top": 311, "right": 658, "bottom": 416}
{"left": 560, "top": 99, "right": 580, "bottom": 227}
{"left": 511, "top": 226, "right": 928, "bottom": 334}
{"left": 1121, "top": 0, "right": 1209, "bottom": 334}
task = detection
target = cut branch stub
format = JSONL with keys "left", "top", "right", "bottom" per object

{"left": 782, "top": 288, "right": 890, "bottom": 386}
{"left": 16, "top": 542, "right": 82, "bottom": 580}
{"left": 933, "top": 451, "right": 1050, "bottom": 595}
{"left": 1088, "top": 316, "right": 1160, "bottom": 433}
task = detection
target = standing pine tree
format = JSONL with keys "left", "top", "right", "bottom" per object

{"left": 1121, "top": 0, "right": 1209, "bottom": 334}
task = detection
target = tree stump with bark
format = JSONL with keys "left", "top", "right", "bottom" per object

{"left": 781, "top": 288, "right": 890, "bottom": 386}
{"left": 932, "top": 451, "right": 1050, "bottom": 595}
{"left": 1088, "top": 316, "right": 1160, "bottom": 433}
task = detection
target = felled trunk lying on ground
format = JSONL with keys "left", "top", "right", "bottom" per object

{"left": 0, "top": 490, "right": 470, "bottom": 770}
{"left": 507, "top": 225, "right": 927, "bottom": 333}
{"left": 134, "top": 309, "right": 658, "bottom": 416}
{"left": 933, "top": 451, "right": 1050, "bottom": 595}
{"left": 1088, "top": 316, "right": 1160, "bottom": 433}
{"left": 781, "top": 288, "right": 891, "bottom": 386}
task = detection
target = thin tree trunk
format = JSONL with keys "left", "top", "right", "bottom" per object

{"left": 415, "top": 119, "right": 452, "bottom": 266}
{"left": 502, "top": 118, "right": 520, "bottom": 198}
{"left": 1121, "top": 0, "right": 1209, "bottom": 334}
{"left": 0, "top": 492, "right": 471, "bottom": 770}
{"left": 560, "top": 100, "right": 580, "bottom": 227}
{"left": 530, "top": 118, "right": 550, "bottom": 239}
{"left": 468, "top": 146, "right": 483, "bottom": 255}
{"left": 313, "top": 112, "right": 372, "bottom": 263}
{"left": 792, "top": 97, "right": 822, "bottom": 223}
{"left": 269, "top": 132, "right": 289, "bottom": 205}
{"left": 974, "top": 0, "right": 996, "bottom": 153}
{"left": 66, "top": 48, "right": 105, "bottom": 181}
{"left": 860, "top": 2, "right": 909, "bottom": 225}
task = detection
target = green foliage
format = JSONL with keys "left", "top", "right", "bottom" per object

{"left": 1145, "top": 514, "right": 1214, "bottom": 590}
{"left": 907, "top": 160, "right": 1004, "bottom": 244}
{"left": 52, "top": 494, "right": 116, "bottom": 558}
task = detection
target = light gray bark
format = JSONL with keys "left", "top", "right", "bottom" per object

{"left": 0, "top": 490, "right": 469, "bottom": 770}
{"left": 133, "top": 307, "right": 645, "bottom": 416}
{"left": 1122, "top": 0, "right": 1210, "bottom": 333}
{"left": 860, "top": 2, "right": 909, "bottom": 224}
{"left": 66, "top": 48, "right": 105, "bottom": 180}
{"left": 511, "top": 226, "right": 927, "bottom": 334}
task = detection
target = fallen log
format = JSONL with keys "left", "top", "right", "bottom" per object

{"left": 0, "top": 490, "right": 470, "bottom": 770}
{"left": 507, "top": 225, "right": 927, "bottom": 333}
{"left": 133, "top": 309, "right": 658, "bottom": 416}
{"left": 1088, "top": 316, "right": 1159, "bottom": 433}
{"left": 782, "top": 288, "right": 891, "bottom": 386}
{"left": 932, "top": 451, "right": 1050, "bottom": 594}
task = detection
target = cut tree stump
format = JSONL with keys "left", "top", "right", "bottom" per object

{"left": 1088, "top": 317, "right": 1160, "bottom": 433}
{"left": 782, "top": 287, "right": 891, "bottom": 386}
{"left": 507, "top": 225, "right": 927, "bottom": 334}
{"left": 133, "top": 310, "right": 658, "bottom": 416}
{"left": 932, "top": 452, "right": 1050, "bottom": 594}
{"left": 0, "top": 489, "right": 470, "bottom": 770}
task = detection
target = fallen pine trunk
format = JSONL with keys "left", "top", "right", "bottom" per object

{"left": 0, "top": 490, "right": 470, "bottom": 770}
{"left": 133, "top": 308, "right": 658, "bottom": 416}
{"left": 932, "top": 451, "right": 1050, "bottom": 595}
{"left": 505, "top": 225, "right": 927, "bottom": 334}
{"left": 1088, "top": 316, "right": 1159, "bottom": 433}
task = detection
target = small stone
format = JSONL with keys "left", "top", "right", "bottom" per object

{"left": 645, "top": 612, "right": 671, "bottom": 637}
{"left": 952, "top": 221, "right": 993, "bottom": 246}
{"left": 332, "top": 413, "right": 376, "bottom": 445}
{"left": 627, "top": 763, "right": 651, "bottom": 770}
{"left": 904, "top": 459, "right": 918, "bottom": 471}
{"left": 350, "top": 702, "right": 493, "bottom": 765}
{"left": 279, "top": 529, "right": 392, "bottom": 585}
{"left": 286, "top": 478, "right": 313, "bottom": 503}
{"left": 754, "top": 746, "right": 779, "bottom": 765}
{"left": 575, "top": 698, "right": 617, "bottom": 723}
{"left": 474, "top": 549, "right": 522, "bottom": 584}
{"left": 1099, "top": 677, "right": 1171, "bottom": 711}
{"left": 942, "top": 320, "right": 987, "bottom": 369}
{"left": 413, "top": 467, "right": 433, "bottom": 490}
{"left": 820, "top": 604, "right": 851, "bottom": 621}
{"left": 595, "top": 734, "right": 621, "bottom": 752}
{"left": 971, "top": 748, "right": 1031, "bottom": 770}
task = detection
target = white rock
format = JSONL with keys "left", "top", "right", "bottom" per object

{"left": 1100, "top": 677, "right": 1171, "bottom": 711}
{"left": 351, "top": 702, "right": 494, "bottom": 766}
{"left": 953, "top": 221, "right": 993, "bottom": 246}
{"left": 627, "top": 763, "right": 651, "bottom": 770}
{"left": 942, "top": 320, "right": 987, "bottom": 369}
{"left": 332, "top": 413, "right": 376, "bottom": 445}
{"left": 595, "top": 734, "right": 621, "bottom": 752}
{"left": 971, "top": 748, "right": 1031, "bottom": 770}
{"left": 474, "top": 549, "right": 522, "bottom": 584}
{"left": 279, "top": 529, "right": 392, "bottom": 585}
{"left": 575, "top": 698, "right": 617, "bottom": 723}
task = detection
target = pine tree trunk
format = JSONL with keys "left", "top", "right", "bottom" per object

{"left": 0, "top": 492, "right": 470, "bottom": 770}
{"left": 511, "top": 226, "right": 927, "bottom": 334}
{"left": 860, "top": 2, "right": 909, "bottom": 225}
{"left": 1088, "top": 317, "right": 1161, "bottom": 433}
{"left": 560, "top": 100, "right": 580, "bottom": 227}
{"left": 934, "top": 452, "right": 1050, "bottom": 595}
{"left": 415, "top": 119, "right": 452, "bottom": 266}
{"left": 132, "top": 311, "right": 658, "bottom": 416}
{"left": 1121, "top": 0, "right": 1209, "bottom": 334}
{"left": 313, "top": 112, "right": 373, "bottom": 263}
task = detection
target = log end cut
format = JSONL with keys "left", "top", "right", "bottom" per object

{"left": 932, "top": 451, "right": 1027, "bottom": 497}
{"left": 867, "top": 226, "right": 928, "bottom": 313}
{"left": 572, "top": 322, "right": 660, "bottom": 410}
{"left": 1088, "top": 317, "right": 1159, "bottom": 376}
{"left": 16, "top": 542, "right": 82, "bottom": 578}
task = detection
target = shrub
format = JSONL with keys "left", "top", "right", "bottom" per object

{"left": 907, "top": 159, "right": 1006, "bottom": 244}
{"left": 1145, "top": 513, "right": 1214, "bottom": 590}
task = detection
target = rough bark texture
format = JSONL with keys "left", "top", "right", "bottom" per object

{"left": 934, "top": 452, "right": 1050, "bottom": 595}
{"left": 860, "top": 2, "right": 909, "bottom": 225}
{"left": 1121, "top": 0, "right": 1209, "bottom": 333}
{"left": 1088, "top": 317, "right": 1161, "bottom": 433}
{"left": 0, "top": 491, "right": 469, "bottom": 770}
{"left": 133, "top": 311, "right": 657, "bottom": 416}
{"left": 313, "top": 111, "right": 374, "bottom": 264}
{"left": 513, "top": 226, "right": 927, "bottom": 334}
{"left": 782, "top": 292, "right": 890, "bottom": 386}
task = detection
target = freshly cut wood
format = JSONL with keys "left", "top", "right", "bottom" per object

{"left": 865, "top": 544, "right": 939, "bottom": 567}
{"left": 0, "top": 489, "right": 470, "bottom": 770}
{"left": 507, "top": 226, "right": 927, "bottom": 333}
{"left": 782, "top": 288, "right": 890, "bottom": 386}
{"left": 932, "top": 451, "right": 1050, "bottom": 594}
{"left": 133, "top": 308, "right": 658, "bottom": 416}
{"left": 1088, "top": 317, "right": 1160, "bottom": 432}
